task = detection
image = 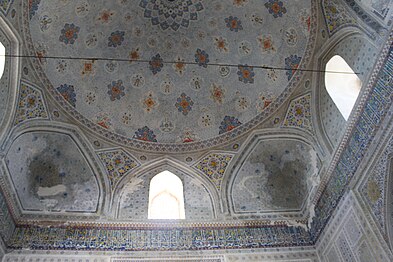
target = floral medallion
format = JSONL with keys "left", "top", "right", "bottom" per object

{"left": 175, "top": 93, "right": 194, "bottom": 116}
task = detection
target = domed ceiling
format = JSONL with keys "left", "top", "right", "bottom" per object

{"left": 27, "top": 0, "right": 314, "bottom": 148}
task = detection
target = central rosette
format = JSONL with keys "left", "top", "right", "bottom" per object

{"left": 140, "top": 0, "right": 204, "bottom": 31}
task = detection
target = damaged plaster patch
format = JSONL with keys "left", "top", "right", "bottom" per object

{"left": 37, "top": 184, "right": 67, "bottom": 197}
{"left": 232, "top": 139, "right": 319, "bottom": 214}
{"left": 5, "top": 132, "right": 100, "bottom": 212}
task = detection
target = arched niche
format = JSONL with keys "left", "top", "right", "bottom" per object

{"left": 313, "top": 30, "right": 377, "bottom": 152}
{"left": 115, "top": 159, "right": 218, "bottom": 221}
{"left": 1, "top": 121, "right": 107, "bottom": 217}
{"left": 0, "top": 16, "right": 20, "bottom": 147}
{"left": 223, "top": 129, "right": 321, "bottom": 220}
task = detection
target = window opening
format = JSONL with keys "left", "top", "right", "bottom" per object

{"left": 325, "top": 55, "right": 362, "bottom": 120}
{"left": 0, "top": 42, "right": 5, "bottom": 79}
{"left": 148, "top": 170, "right": 185, "bottom": 219}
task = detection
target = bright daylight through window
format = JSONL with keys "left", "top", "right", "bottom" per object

{"left": 148, "top": 171, "right": 185, "bottom": 220}
{"left": 0, "top": 42, "right": 5, "bottom": 79}
{"left": 325, "top": 55, "right": 362, "bottom": 120}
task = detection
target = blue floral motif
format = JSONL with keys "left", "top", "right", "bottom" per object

{"left": 175, "top": 93, "right": 194, "bottom": 116}
{"left": 237, "top": 65, "right": 255, "bottom": 84}
{"left": 57, "top": 84, "right": 77, "bottom": 107}
{"left": 59, "top": 23, "right": 80, "bottom": 45}
{"left": 139, "top": 0, "right": 204, "bottom": 31}
{"left": 133, "top": 126, "right": 157, "bottom": 142}
{"left": 149, "top": 54, "right": 164, "bottom": 75}
{"left": 108, "top": 30, "right": 125, "bottom": 47}
{"left": 219, "top": 116, "right": 242, "bottom": 134}
{"left": 195, "top": 49, "right": 209, "bottom": 68}
{"left": 225, "top": 16, "right": 243, "bottom": 32}
{"left": 107, "top": 80, "right": 125, "bottom": 101}
{"left": 285, "top": 55, "right": 302, "bottom": 80}
{"left": 264, "top": 0, "right": 287, "bottom": 18}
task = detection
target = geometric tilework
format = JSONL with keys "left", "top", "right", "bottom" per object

{"left": 0, "top": 0, "right": 14, "bottom": 16}
{"left": 322, "top": 0, "right": 357, "bottom": 36}
{"left": 97, "top": 149, "right": 140, "bottom": 190}
{"left": 193, "top": 153, "right": 234, "bottom": 191}
{"left": 361, "top": 136, "right": 393, "bottom": 238}
{"left": 336, "top": 233, "right": 356, "bottom": 261}
{"left": 139, "top": 0, "right": 204, "bottom": 31}
{"left": 343, "top": 215, "right": 362, "bottom": 246}
{"left": 282, "top": 93, "right": 313, "bottom": 132}
{"left": 8, "top": 224, "right": 312, "bottom": 251}
{"left": 310, "top": 35, "right": 393, "bottom": 241}
{"left": 0, "top": 189, "right": 15, "bottom": 242}
{"left": 14, "top": 82, "right": 49, "bottom": 125}
{"left": 343, "top": 0, "right": 386, "bottom": 29}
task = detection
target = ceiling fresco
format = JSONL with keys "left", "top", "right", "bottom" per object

{"left": 28, "top": 0, "right": 313, "bottom": 146}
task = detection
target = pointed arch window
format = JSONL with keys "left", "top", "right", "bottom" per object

{"left": 148, "top": 171, "right": 185, "bottom": 219}
{"left": 325, "top": 55, "right": 362, "bottom": 120}
{"left": 0, "top": 42, "right": 5, "bottom": 79}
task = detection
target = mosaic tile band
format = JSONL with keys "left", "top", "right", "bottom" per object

{"left": 8, "top": 225, "right": 312, "bottom": 251}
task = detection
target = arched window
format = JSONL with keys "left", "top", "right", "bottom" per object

{"left": 148, "top": 171, "right": 185, "bottom": 219}
{"left": 325, "top": 55, "right": 362, "bottom": 120}
{"left": 0, "top": 42, "right": 5, "bottom": 79}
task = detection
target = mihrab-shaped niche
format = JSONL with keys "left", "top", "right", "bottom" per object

{"left": 230, "top": 138, "right": 319, "bottom": 217}
{"left": 118, "top": 162, "right": 216, "bottom": 221}
{"left": 5, "top": 132, "right": 100, "bottom": 213}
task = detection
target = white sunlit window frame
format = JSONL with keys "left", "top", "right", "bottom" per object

{"left": 148, "top": 170, "right": 185, "bottom": 220}
{"left": 325, "top": 55, "right": 362, "bottom": 120}
{"left": 0, "top": 42, "right": 5, "bottom": 79}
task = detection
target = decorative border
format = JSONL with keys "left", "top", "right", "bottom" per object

{"left": 20, "top": 1, "right": 318, "bottom": 153}
{"left": 8, "top": 224, "right": 313, "bottom": 251}
{"left": 343, "top": 0, "right": 386, "bottom": 32}
{"left": 111, "top": 258, "right": 223, "bottom": 262}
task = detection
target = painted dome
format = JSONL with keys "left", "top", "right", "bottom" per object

{"left": 27, "top": 0, "right": 314, "bottom": 150}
